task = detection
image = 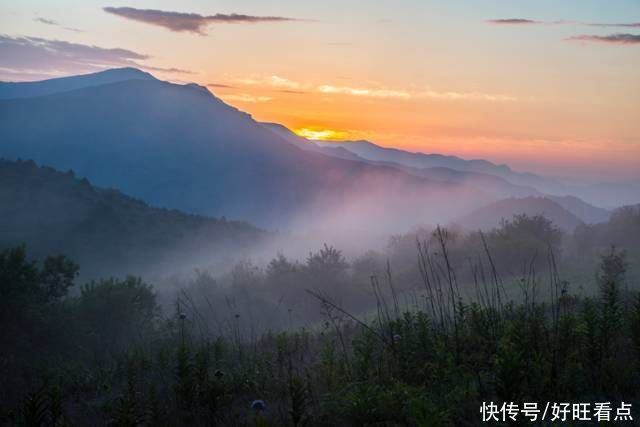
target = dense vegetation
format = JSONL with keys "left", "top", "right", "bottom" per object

{"left": 2, "top": 207, "right": 639, "bottom": 425}
{"left": 0, "top": 159, "right": 264, "bottom": 278}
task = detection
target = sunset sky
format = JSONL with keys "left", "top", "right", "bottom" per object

{"left": 1, "top": 0, "right": 639, "bottom": 179}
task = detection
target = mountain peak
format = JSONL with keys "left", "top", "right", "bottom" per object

{"left": 0, "top": 67, "right": 156, "bottom": 100}
{"left": 91, "top": 67, "right": 156, "bottom": 80}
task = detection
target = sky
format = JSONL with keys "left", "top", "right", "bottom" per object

{"left": 1, "top": 0, "right": 639, "bottom": 180}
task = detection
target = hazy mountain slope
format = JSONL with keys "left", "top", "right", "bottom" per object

{"left": 316, "top": 139, "right": 512, "bottom": 175}
{"left": 385, "top": 165, "right": 541, "bottom": 199}
{"left": 0, "top": 67, "right": 155, "bottom": 99}
{"left": 0, "top": 159, "right": 264, "bottom": 278}
{"left": 315, "top": 139, "right": 639, "bottom": 209}
{"left": 315, "top": 139, "right": 562, "bottom": 192}
{"left": 547, "top": 195, "right": 611, "bottom": 224}
{"left": 456, "top": 197, "right": 584, "bottom": 232}
{"left": 264, "top": 123, "right": 539, "bottom": 199}
{"left": 0, "top": 69, "right": 487, "bottom": 231}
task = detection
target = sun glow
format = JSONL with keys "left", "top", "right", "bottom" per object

{"left": 294, "top": 127, "right": 350, "bottom": 141}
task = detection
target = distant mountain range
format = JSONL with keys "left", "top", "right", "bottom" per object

{"left": 545, "top": 195, "right": 611, "bottom": 224}
{"left": 263, "top": 123, "right": 541, "bottom": 200}
{"left": 0, "top": 159, "right": 264, "bottom": 278}
{"left": 314, "top": 139, "right": 557, "bottom": 190}
{"left": 313, "top": 140, "right": 639, "bottom": 208}
{"left": 0, "top": 68, "right": 625, "bottom": 233}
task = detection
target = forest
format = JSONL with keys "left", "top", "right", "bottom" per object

{"left": 2, "top": 207, "right": 639, "bottom": 425}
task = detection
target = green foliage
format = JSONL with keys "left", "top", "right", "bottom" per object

{"left": 2, "top": 243, "right": 640, "bottom": 426}
{"left": 0, "top": 246, "right": 78, "bottom": 322}
{"left": 77, "top": 276, "right": 159, "bottom": 356}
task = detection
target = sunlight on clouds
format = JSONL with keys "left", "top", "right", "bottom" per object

{"left": 422, "top": 91, "right": 517, "bottom": 102}
{"left": 317, "top": 85, "right": 516, "bottom": 102}
{"left": 318, "top": 85, "right": 412, "bottom": 99}
{"left": 268, "top": 76, "right": 301, "bottom": 89}
{"left": 223, "top": 75, "right": 516, "bottom": 103}
{"left": 234, "top": 75, "right": 301, "bottom": 89}
{"left": 220, "top": 94, "right": 272, "bottom": 103}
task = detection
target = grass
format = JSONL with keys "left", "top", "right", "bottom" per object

{"left": 3, "top": 234, "right": 640, "bottom": 425}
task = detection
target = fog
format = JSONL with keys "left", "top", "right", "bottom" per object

{"left": 138, "top": 203, "right": 640, "bottom": 338}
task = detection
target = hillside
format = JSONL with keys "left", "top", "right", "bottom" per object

{"left": 547, "top": 195, "right": 611, "bottom": 224}
{"left": 0, "top": 159, "right": 264, "bottom": 278}
{"left": 456, "top": 196, "right": 584, "bottom": 231}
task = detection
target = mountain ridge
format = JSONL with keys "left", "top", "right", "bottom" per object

{"left": 315, "top": 139, "right": 558, "bottom": 191}
{"left": 0, "top": 67, "right": 155, "bottom": 100}
{"left": 0, "top": 67, "right": 621, "bottom": 232}
{"left": 0, "top": 70, "right": 487, "bottom": 231}
{"left": 0, "top": 158, "right": 264, "bottom": 278}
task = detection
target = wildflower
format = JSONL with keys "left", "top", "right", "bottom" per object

{"left": 251, "top": 399, "right": 266, "bottom": 411}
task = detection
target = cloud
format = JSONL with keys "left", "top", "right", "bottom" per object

{"left": 485, "top": 19, "right": 542, "bottom": 25}
{"left": 207, "top": 82, "right": 236, "bottom": 89}
{"left": 34, "top": 17, "right": 83, "bottom": 32}
{"left": 34, "top": 17, "right": 56, "bottom": 25}
{"left": 565, "top": 33, "right": 640, "bottom": 45}
{"left": 486, "top": 18, "right": 640, "bottom": 28}
{"left": 143, "top": 65, "right": 193, "bottom": 74}
{"left": 228, "top": 74, "right": 516, "bottom": 102}
{"left": 224, "top": 75, "right": 305, "bottom": 93}
{"left": 266, "top": 75, "right": 301, "bottom": 89}
{"left": 219, "top": 94, "right": 272, "bottom": 103}
{"left": 485, "top": 19, "right": 640, "bottom": 46}
{"left": 234, "top": 75, "right": 303, "bottom": 90}
{"left": 103, "top": 7, "right": 299, "bottom": 34}
{"left": 317, "top": 84, "right": 516, "bottom": 102}
{"left": 318, "top": 85, "right": 412, "bottom": 99}
{"left": 0, "top": 35, "right": 190, "bottom": 80}
{"left": 421, "top": 90, "right": 516, "bottom": 102}
{"left": 585, "top": 22, "right": 640, "bottom": 28}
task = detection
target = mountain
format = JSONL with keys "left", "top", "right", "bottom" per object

{"left": 0, "top": 68, "right": 487, "bottom": 231}
{"left": 0, "top": 67, "right": 155, "bottom": 99}
{"left": 456, "top": 197, "right": 584, "bottom": 232}
{"left": 261, "top": 122, "right": 366, "bottom": 161}
{"left": 314, "top": 139, "right": 572, "bottom": 195}
{"left": 264, "top": 123, "right": 540, "bottom": 200}
{"left": 0, "top": 159, "right": 264, "bottom": 278}
{"left": 401, "top": 166, "right": 540, "bottom": 199}
{"left": 546, "top": 195, "right": 611, "bottom": 224}
{"left": 315, "top": 139, "right": 640, "bottom": 209}
{"left": 315, "top": 139, "right": 518, "bottom": 177}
